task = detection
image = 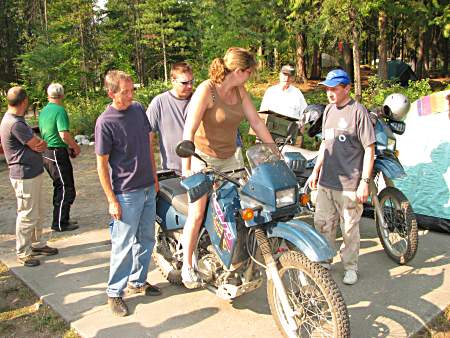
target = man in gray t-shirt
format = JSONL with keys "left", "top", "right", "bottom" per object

{"left": 146, "top": 62, "right": 194, "bottom": 172}
{"left": 309, "top": 69, "right": 375, "bottom": 286}
{"left": 0, "top": 86, "right": 58, "bottom": 267}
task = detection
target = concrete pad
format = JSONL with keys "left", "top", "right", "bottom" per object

{"left": 1, "top": 218, "right": 450, "bottom": 338}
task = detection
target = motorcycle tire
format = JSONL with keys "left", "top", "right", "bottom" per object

{"left": 375, "top": 187, "right": 418, "bottom": 265}
{"left": 267, "top": 251, "right": 350, "bottom": 338}
{"left": 152, "top": 225, "right": 183, "bottom": 285}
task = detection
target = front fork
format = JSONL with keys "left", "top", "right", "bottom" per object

{"left": 254, "top": 228, "right": 298, "bottom": 336}
{"left": 370, "top": 173, "right": 394, "bottom": 230}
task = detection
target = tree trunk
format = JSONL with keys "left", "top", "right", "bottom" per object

{"left": 78, "top": 13, "right": 88, "bottom": 95}
{"left": 350, "top": 7, "right": 361, "bottom": 101}
{"left": 132, "top": 1, "right": 144, "bottom": 85}
{"left": 162, "top": 30, "right": 167, "bottom": 83}
{"left": 310, "top": 43, "right": 321, "bottom": 79}
{"left": 431, "top": 28, "right": 438, "bottom": 72}
{"left": 443, "top": 36, "right": 449, "bottom": 75}
{"left": 343, "top": 43, "right": 353, "bottom": 80}
{"left": 377, "top": 10, "right": 388, "bottom": 80}
{"left": 424, "top": 30, "right": 430, "bottom": 73}
{"left": 411, "top": 49, "right": 417, "bottom": 73}
{"left": 256, "top": 45, "right": 263, "bottom": 81}
{"left": 417, "top": 30, "right": 425, "bottom": 78}
{"left": 43, "top": 0, "right": 49, "bottom": 44}
{"left": 373, "top": 35, "right": 377, "bottom": 67}
{"left": 257, "top": 45, "right": 264, "bottom": 70}
{"left": 274, "top": 48, "right": 279, "bottom": 72}
{"left": 295, "top": 32, "right": 307, "bottom": 83}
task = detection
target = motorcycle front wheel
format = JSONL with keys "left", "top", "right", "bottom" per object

{"left": 267, "top": 251, "right": 350, "bottom": 338}
{"left": 375, "top": 187, "right": 418, "bottom": 264}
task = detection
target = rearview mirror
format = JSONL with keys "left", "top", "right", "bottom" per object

{"left": 176, "top": 140, "right": 196, "bottom": 158}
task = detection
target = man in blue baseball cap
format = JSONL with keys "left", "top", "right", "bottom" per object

{"left": 309, "top": 69, "right": 375, "bottom": 285}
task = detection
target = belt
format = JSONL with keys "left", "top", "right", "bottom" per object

{"left": 47, "top": 147, "right": 67, "bottom": 150}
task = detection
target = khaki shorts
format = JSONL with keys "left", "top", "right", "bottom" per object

{"left": 191, "top": 147, "right": 245, "bottom": 173}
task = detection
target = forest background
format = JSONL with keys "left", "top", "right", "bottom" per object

{"left": 0, "top": 0, "right": 449, "bottom": 146}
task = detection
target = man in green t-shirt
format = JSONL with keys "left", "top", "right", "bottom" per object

{"left": 39, "top": 83, "right": 81, "bottom": 232}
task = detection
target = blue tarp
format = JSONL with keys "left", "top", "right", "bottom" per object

{"left": 394, "top": 90, "right": 450, "bottom": 232}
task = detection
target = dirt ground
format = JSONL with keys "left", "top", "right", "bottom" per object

{"left": 0, "top": 145, "right": 110, "bottom": 243}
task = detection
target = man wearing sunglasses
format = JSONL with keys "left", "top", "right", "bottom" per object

{"left": 146, "top": 62, "right": 194, "bottom": 173}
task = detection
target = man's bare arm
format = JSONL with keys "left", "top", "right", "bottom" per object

{"left": 356, "top": 144, "right": 375, "bottom": 203}
{"left": 26, "top": 135, "right": 47, "bottom": 152}
{"left": 96, "top": 154, "right": 121, "bottom": 220}
{"left": 149, "top": 133, "right": 159, "bottom": 192}
{"left": 59, "top": 131, "right": 81, "bottom": 155}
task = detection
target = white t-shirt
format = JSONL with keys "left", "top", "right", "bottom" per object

{"left": 260, "top": 84, "right": 307, "bottom": 120}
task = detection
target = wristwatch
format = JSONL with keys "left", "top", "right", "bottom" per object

{"left": 361, "top": 177, "right": 370, "bottom": 184}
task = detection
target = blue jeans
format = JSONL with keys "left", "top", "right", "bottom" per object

{"left": 106, "top": 185, "right": 156, "bottom": 297}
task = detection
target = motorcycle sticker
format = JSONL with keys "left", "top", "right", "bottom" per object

{"left": 212, "top": 197, "right": 235, "bottom": 252}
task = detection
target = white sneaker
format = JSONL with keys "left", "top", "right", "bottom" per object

{"left": 343, "top": 270, "right": 358, "bottom": 285}
{"left": 182, "top": 266, "right": 201, "bottom": 289}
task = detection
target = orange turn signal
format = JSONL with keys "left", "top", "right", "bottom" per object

{"left": 241, "top": 208, "right": 254, "bottom": 221}
{"left": 299, "top": 193, "right": 310, "bottom": 206}
{"left": 394, "top": 150, "right": 399, "bottom": 158}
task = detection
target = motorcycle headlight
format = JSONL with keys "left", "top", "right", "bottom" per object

{"left": 387, "top": 138, "right": 396, "bottom": 152}
{"left": 276, "top": 188, "right": 296, "bottom": 208}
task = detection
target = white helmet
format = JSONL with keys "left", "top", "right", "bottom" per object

{"left": 383, "top": 93, "right": 410, "bottom": 121}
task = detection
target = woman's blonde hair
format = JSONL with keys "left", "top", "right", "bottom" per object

{"left": 209, "top": 47, "right": 256, "bottom": 84}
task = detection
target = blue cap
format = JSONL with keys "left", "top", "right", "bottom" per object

{"left": 319, "top": 69, "right": 351, "bottom": 87}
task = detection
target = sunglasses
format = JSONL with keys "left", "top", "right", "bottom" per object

{"left": 174, "top": 79, "right": 194, "bottom": 86}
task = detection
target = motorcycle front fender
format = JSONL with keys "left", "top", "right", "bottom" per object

{"left": 374, "top": 155, "right": 406, "bottom": 179}
{"left": 266, "top": 220, "right": 335, "bottom": 262}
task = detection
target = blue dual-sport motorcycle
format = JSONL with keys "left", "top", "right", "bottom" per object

{"left": 153, "top": 140, "right": 350, "bottom": 338}
{"left": 367, "top": 107, "right": 419, "bottom": 264}
{"left": 278, "top": 102, "right": 418, "bottom": 265}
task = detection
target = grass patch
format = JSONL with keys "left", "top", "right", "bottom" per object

{"left": 31, "top": 305, "right": 68, "bottom": 333}
{"left": 0, "top": 262, "right": 80, "bottom": 338}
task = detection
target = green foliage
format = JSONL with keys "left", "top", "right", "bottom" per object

{"left": 304, "top": 89, "right": 328, "bottom": 105}
{"left": 64, "top": 96, "right": 110, "bottom": 136}
{"left": 60, "top": 80, "right": 171, "bottom": 137}
{"left": 0, "top": 94, "right": 6, "bottom": 114}
{"left": 134, "top": 81, "right": 170, "bottom": 107}
{"left": 361, "top": 76, "right": 433, "bottom": 109}
{"left": 138, "top": 0, "right": 197, "bottom": 80}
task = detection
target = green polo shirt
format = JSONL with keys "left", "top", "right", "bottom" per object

{"left": 38, "top": 102, "right": 70, "bottom": 148}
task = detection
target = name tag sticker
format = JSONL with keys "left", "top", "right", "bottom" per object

{"left": 324, "top": 128, "right": 334, "bottom": 140}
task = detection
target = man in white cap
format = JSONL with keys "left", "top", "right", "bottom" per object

{"left": 260, "top": 64, "right": 307, "bottom": 120}
{"left": 39, "top": 83, "right": 80, "bottom": 232}
{"left": 260, "top": 64, "right": 308, "bottom": 144}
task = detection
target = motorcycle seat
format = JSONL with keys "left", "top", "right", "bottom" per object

{"left": 158, "top": 177, "right": 189, "bottom": 215}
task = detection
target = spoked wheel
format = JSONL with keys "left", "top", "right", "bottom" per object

{"left": 267, "top": 251, "right": 350, "bottom": 338}
{"left": 152, "top": 224, "right": 183, "bottom": 285}
{"left": 375, "top": 187, "right": 418, "bottom": 264}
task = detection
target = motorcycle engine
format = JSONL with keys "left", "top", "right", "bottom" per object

{"left": 197, "top": 254, "right": 222, "bottom": 282}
